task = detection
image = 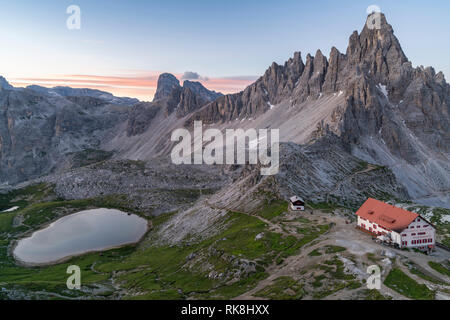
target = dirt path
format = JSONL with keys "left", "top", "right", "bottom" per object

{"left": 396, "top": 255, "right": 450, "bottom": 293}
{"left": 326, "top": 164, "right": 378, "bottom": 202}
{"left": 205, "top": 202, "right": 293, "bottom": 237}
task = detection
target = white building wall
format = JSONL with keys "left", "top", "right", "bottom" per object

{"left": 400, "top": 217, "right": 435, "bottom": 249}
{"left": 357, "top": 216, "right": 388, "bottom": 235}
{"left": 358, "top": 215, "right": 435, "bottom": 249}
{"left": 390, "top": 231, "right": 402, "bottom": 247}
{"left": 290, "top": 204, "right": 305, "bottom": 211}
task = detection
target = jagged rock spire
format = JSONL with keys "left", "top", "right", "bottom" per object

{"left": 153, "top": 73, "right": 181, "bottom": 101}
{"left": 347, "top": 13, "right": 408, "bottom": 84}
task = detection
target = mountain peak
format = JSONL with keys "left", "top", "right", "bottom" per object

{"left": 153, "top": 73, "right": 181, "bottom": 101}
{"left": 364, "top": 12, "right": 389, "bottom": 30}
{"left": 0, "top": 76, "right": 13, "bottom": 91}
{"left": 183, "top": 80, "right": 222, "bottom": 100}
{"left": 346, "top": 12, "right": 408, "bottom": 84}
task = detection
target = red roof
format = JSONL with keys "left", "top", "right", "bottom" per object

{"left": 355, "top": 198, "right": 419, "bottom": 232}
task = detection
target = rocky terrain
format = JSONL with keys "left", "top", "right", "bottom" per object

{"left": 0, "top": 82, "right": 133, "bottom": 186}
{"left": 0, "top": 75, "right": 221, "bottom": 187}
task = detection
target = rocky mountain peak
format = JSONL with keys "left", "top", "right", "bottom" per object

{"left": 126, "top": 75, "right": 223, "bottom": 136}
{"left": 176, "top": 81, "right": 223, "bottom": 117}
{"left": 0, "top": 76, "right": 13, "bottom": 91}
{"left": 182, "top": 80, "right": 222, "bottom": 102}
{"left": 153, "top": 73, "right": 181, "bottom": 101}
{"left": 347, "top": 13, "right": 408, "bottom": 85}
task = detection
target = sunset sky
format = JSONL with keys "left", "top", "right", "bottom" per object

{"left": 0, "top": 0, "right": 449, "bottom": 101}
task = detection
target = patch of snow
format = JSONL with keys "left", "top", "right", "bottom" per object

{"left": 382, "top": 250, "right": 396, "bottom": 258}
{"left": 339, "top": 256, "right": 366, "bottom": 280}
{"left": 2, "top": 206, "right": 19, "bottom": 213}
{"left": 337, "top": 90, "right": 343, "bottom": 97}
{"left": 249, "top": 135, "right": 268, "bottom": 150}
{"left": 377, "top": 83, "right": 388, "bottom": 98}
{"left": 381, "top": 258, "right": 392, "bottom": 267}
{"left": 267, "top": 102, "right": 275, "bottom": 110}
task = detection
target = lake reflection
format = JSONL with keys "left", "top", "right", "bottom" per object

{"left": 13, "top": 208, "right": 148, "bottom": 265}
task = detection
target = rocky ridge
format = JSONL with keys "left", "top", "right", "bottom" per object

{"left": 179, "top": 13, "right": 449, "bottom": 207}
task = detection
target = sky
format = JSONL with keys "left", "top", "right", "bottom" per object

{"left": 0, "top": 0, "right": 449, "bottom": 101}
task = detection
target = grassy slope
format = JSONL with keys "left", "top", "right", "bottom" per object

{"left": 428, "top": 261, "right": 450, "bottom": 277}
{"left": 384, "top": 268, "right": 435, "bottom": 300}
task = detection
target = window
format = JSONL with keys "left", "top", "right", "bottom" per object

{"left": 410, "top": 226, "right": 414, "bottom": 229}
{"left": 411, "top": 233, "right": 416, "bottom": 236}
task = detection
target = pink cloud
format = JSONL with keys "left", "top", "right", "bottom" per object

{"left": 10, "top": 72, "right": 257, "bottom": 102}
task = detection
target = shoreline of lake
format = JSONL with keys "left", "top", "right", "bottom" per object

{"left": 11, "top": 208, "right": 150, "bottom": 267}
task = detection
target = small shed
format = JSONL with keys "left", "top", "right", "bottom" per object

{"left": 289, "top": 196, "right": 305, "bottom": 211}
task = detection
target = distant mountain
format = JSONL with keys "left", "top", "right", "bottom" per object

{"left": 125, "top": 73, "right": 222, "bottom": 137}
{"left": 0, "top": 76, "right": 13, "bottom": 91}
{"left": 26, "top": 85, "right": 139, "bottom": 106}
{"left": 153, "top": 73, "right": 182, "bottom": 101}
{"left": 0, "top": 81, "right": 135, "bottom": 185}
{"left": 0, "top": 74, "right": 223, "bottom": 186}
